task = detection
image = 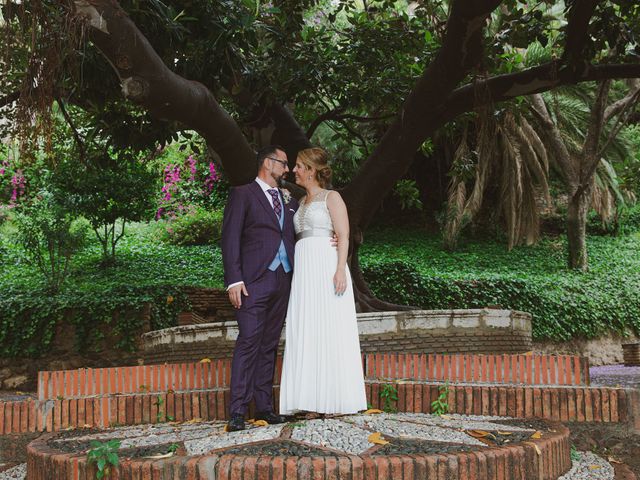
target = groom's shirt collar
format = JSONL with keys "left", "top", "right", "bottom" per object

{"left": 255, "top": 177, "right": 281, "bottom": 208}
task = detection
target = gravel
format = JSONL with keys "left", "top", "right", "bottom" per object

{"left": 558, "top": 451, "right": 614, "bottom": 480}
{"left": 183, "top": 424, "right": 285, "bottom": 455}
{"left": 0, "top": 464, "right": 26, "bottom": 480}
{"left": 291, "top": 419, "right": 373, "bottom": 454}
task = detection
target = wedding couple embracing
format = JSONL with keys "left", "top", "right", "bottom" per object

{"left": 221, "top": 145, "right": 367, "bottom": 432}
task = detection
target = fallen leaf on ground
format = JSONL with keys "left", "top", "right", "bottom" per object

{"left": 364, "top": 409, "right": 384, "bottom": 414}
{"left": 467, "top": 430, "right": 492, "bottom": 438}
{"left": 185, "top": 418, "right": 202, "bottom": 424}
{"left": 143, "top": 452, "right": 174, "bottom": 459}
{"left": 608, "top": 456, "right": 623, "bottom": 464}
{"left": 252, "top": 420, "right": 269, "bottom": 427}
{"left": 199, "top": 358, "right": 211, "bottom": 363}
{"left": 496, "top": 431, "right": 513, "bottom": 435}
{"left": 523, "top": 442, "right": 541, "bottom": 455}
{"left": 440, "top": 415, "right": 452, "bottom": 420}
{"left": 530, "top": 431, "right": 542, "bottom": 439}
{"left": 588, "top": 465, "right": 601, "bottom": 470}
{"left": 368, "top": 432, "right": 389, "bottom": 445}
{"left": 224, "top": 424, "right": 230, "bottom": 432}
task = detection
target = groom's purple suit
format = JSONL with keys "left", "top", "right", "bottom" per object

{"left": 221, "top": 180, "right": 298, "bottom": 416}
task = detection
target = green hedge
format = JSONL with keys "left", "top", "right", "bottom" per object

{"left": 361, "top": 229, "right": 640, "bottom": 341}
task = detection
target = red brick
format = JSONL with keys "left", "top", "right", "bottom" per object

{"left": 610, "top": 389, "right": 619, "bottom": 423}
{"left": 456, "top": 388, "right": 465, "bottom": 414}
{"left": 593, "top": 389, "right": 602, "bottom": 422}
{"left": 270, "top": 457, "right": 284, "bottom": 480}
{"left": 472, "top": 387, "right": 482, "bottom": 415}
{"left": 567, "top": 389, "right": 576, "bottom": 421}
{"left": 463, "top": 387, "right": 472, "bottom": 415}
{"left": 551, "top": 389, "right": 560, "bottom": 421}
{"left": 506, "top": 388, "right": 516, "bottom": 417}
{"left": 559, "top": 389, "right": 568, "bottom": 421}
{"left": 584, "top": 389, "right": 593, "bottom": 421}
{"left": 498, "top": 388, "right": 508, "bottom": 416}
{"left": 515, "top": 388, "right": 524, "bottom": 417}
{"left": 479, "top": 387, "right": 489, "bottom": 416}
{"left": 542, "top": 389, "right": 551, "bottom": 419}
{"left": 601, "top": 388, "right": 611, "bottom": 422}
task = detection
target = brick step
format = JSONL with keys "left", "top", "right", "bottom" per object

{"left": 38, "top": 353, "right": 589, "bottom": 401}
{"left": 0, "top": 383, "right": 634, "bottom": 435}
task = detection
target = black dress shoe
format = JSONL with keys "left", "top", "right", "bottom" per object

{"left": 227, "top": 414, "right": 245, "bottom": 432}
{"left": 255, "top": 411, "right": 286, "bottom": 424}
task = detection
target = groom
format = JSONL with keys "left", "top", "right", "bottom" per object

{"left": 221, "top": 145, "right": 297, "bottom": 432}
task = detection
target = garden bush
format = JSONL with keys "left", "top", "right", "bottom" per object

{"left": 156, "top": 207, "right": 223, "bottom": 246}
{"left": 360, "top": 228, "right": 640, "bottom": 341}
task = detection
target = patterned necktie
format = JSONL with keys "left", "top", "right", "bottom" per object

{"left": 267, "top": 189, "right": 282, "bottom": 218}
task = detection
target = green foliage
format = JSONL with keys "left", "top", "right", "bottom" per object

{"left": 361, "top": 227, "right": 640, "bottom": 341}
{"left": 87, "top": 439, "right": 120, "bottom": 480}
{"left": 13, "top": 192, "right": 89, "bottom": 293}
{"left": 156, "top": 207, "right": 223, "bottom": 246}
{"left": 430, "top": 382, "right": 449, "bottom": 416}
{"left": 53, "top": 148, "right": 156, "bottom": 262}
{"left": 393, "top": 179, "right": 423, "bottom": 211}
{"left": 380, "top": 383, "right": 398, "bottom": 413}
{"left": 570, "top": 444, "right": 580, "bottom": 462}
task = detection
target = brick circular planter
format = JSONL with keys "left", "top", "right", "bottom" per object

{"left": 27, "top": 420, "right": 570, "bottom": 479}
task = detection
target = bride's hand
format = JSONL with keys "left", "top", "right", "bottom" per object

{"left": 333, "top": 268, "right": 347, "bottom": 296}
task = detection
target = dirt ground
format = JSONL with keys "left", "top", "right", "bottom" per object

{"left": 567, "top": 422, "right": 639, "bottom": 479}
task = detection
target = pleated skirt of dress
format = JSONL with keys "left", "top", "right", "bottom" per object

{"left": 279, "top": 236, "right": 367, "bottom": 415}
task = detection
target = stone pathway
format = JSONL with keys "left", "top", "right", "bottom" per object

{"left": 590, "top": 365, "right": 640, "bottom": 390}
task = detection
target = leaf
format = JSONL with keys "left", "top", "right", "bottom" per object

{"left": 496, "top": 431, "right": 513, "bottom": 435}
{"left": 440, "top": 414, "right": 452, "bottom": 420}
{"left": 185, "top": 418, "right": 202, "bottom": 424}
{"left": 523, "top": 441, "right": 542, "bottom": 455}
{"left": 224, "top": 424, "right": 230, "bottom": 432}
{"left": 252, "top": 420, "right": 269, "bottom": 427}
{"left": 199, "top": 358, "right": 211, "bottom": 363}
{"left": 364, "top": 409, "right": 384, "bottom": 414}
{"left": 530, "top": 431, "right": 542, "bottom": 439}
{"left": 466, "top": 430, "right": 491, "bottom": 438}
{"left": 367, "top": 432, "right": 389, "bottom": 445}
{"left": 588, "top": 465, "right": 601, "bottom": 470}
{"left": 143, "top": 452, "right": 174, "bottom": 459}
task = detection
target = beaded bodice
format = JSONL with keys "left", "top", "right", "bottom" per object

{"left": 293, "top": 190, "right": 333, "bottom": 235}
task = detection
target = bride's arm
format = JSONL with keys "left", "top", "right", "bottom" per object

{"left": 326, "top": 191, "right": 349, "bottom": 295}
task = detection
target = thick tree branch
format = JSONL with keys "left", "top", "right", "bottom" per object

{"left": 268, "top": 103, "right": 312, "bottom": 161}
{"left": 561, "top": 0, "right": 601, "bottom": 67}
{"left": 73, "top": 0, "right": 255, "bottom": 185}
{"left": 578, "top": 79, "right": 611, "bottom": 190}
{"left": 343, "top": 0, "right": 501, "bottom": 227}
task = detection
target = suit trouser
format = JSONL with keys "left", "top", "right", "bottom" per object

{"left": 229, "top": 266, "right": 292, "bottom": 415}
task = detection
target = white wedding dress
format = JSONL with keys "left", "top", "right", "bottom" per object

{"left": 279, "top": 190, "right": 367, "bottom": 415}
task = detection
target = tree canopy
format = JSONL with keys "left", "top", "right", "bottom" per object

{"left": 2, "top": 0, "right": 640, "bottom": 307}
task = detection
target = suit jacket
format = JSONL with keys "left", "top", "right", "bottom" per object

{"left": 221, "top": 181, "right": 298, "bottom": 287}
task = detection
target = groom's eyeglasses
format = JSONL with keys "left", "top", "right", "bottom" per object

{"left": 267, "top": 157, "right": 288, "bottom": 167}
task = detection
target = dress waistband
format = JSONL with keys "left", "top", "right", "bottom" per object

{"left": 296, "top": 228, "right": 334, "bottom": 241}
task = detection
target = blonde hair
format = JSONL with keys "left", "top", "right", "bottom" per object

{"left": 297, "top": 147, "right": 332, "bottom": 188}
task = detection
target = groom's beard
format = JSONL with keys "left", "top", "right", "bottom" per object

{"left": 272, "top": 172, "right": 286, "bottom": 187}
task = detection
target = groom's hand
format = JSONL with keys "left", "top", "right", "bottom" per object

{"left": 228, "top": 283, "right": 248, "bottom": 308}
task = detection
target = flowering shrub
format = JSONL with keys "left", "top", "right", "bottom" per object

{"left": 0, "top": 156, "right": 27, "bottom": 209}
{"left": 156, "top": 154, "right": 228, "bottom": 220}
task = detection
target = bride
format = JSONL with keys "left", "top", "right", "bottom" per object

{"left": 279, "top": 147, "right": 367, "bottom": 415}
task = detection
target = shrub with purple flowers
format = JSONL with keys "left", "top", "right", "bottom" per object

{"left": 155, "top": 150, "right": 229, "bottom": 220}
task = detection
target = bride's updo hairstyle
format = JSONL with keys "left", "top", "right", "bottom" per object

{"left": 298, "top": 147, "right": 332, "bottom": 188}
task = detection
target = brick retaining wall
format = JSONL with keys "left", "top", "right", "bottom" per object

{"left": 37, "top": 353, "right": 589, "bottom": 401}
{"left": 1, "top": 383, "right": 637, "bottom": 435}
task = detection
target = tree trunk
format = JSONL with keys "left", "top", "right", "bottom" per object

{"left": 566, "top": 187, "right": 590, "bottom": 270}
